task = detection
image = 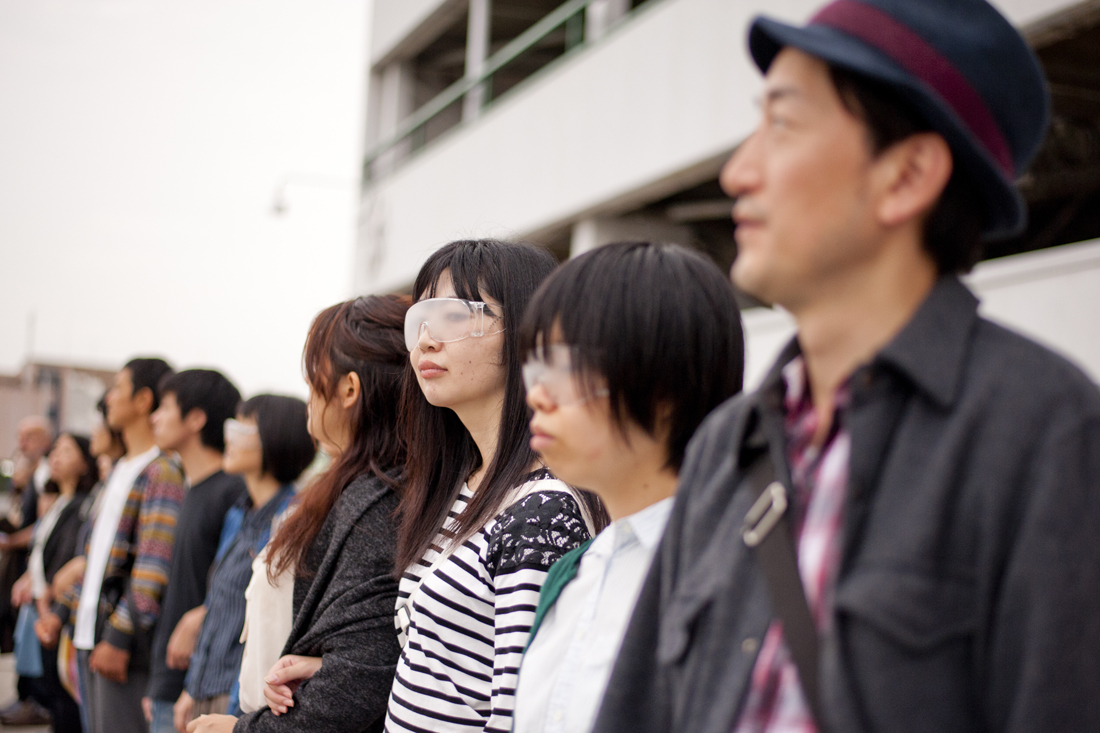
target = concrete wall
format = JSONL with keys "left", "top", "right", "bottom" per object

{"left": 741, "top": 238, "right": 1100, "bottom": 389}
{"left": 358, "top": 0, "right": 1084, "bottom": 294}
{"left": 371, "top": 0, "right": 464, "bottom": 66}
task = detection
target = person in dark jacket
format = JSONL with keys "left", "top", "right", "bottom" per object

{"left": 14, "top": 432, "right": 97, "bottom": 733}
{"left": 186, "top": 294, "right": 411, "bottom": 733}
{"left": 593, "top": 2, "right": 1100, "bottom": 733}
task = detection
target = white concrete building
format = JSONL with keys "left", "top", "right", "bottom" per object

{"left": 358, "top": 0, "right": 1100, "bottom": 385}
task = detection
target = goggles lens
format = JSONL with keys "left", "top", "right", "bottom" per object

{"left": 404, "top": 298, "right": 490, "bottom": 352}
{"left": 224, "top": 418, "right": 259, "bottom": 444}
{"left": 522, "top": 344, "right": 606, "bottom": 407}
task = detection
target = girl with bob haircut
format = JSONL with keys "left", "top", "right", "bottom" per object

{"left": 512, "top": 241, "right": 744, "bottom": 733}
{"left": 385, "top": 239, "right": 604, "bottom": 733}
{"left": 177, "top": 394, "right": 314, "bottom": 731}
{"left": 187, "top": 295, "right": 410, "bottom": 733}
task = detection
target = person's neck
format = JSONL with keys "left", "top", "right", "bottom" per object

{"left": 122, "top": 419, "right": 156, "bottom": 458}
{"left": 599, "top": 461, "right": 678, "bottom": 523}
{"left": 453, "top": 394, "right": 505, "bottom": 493}
{"left": 243, "top": 472, "right": 282, "bottom": 509}
{"left": 786, "top": 232, "right": 937, "bottom": 444}
{"left": 58, "top": 479, "right": 78, "bottom": 499}
{"left": 176, "top": 439, "right": 223, "bottom": 486}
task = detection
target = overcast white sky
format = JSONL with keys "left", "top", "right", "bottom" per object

{"left": 0, "top": 0, "right": 370, "bottom": 398}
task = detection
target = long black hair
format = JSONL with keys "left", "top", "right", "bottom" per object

{"left": 396, "top": 239, "right": 602, "bottom": 573}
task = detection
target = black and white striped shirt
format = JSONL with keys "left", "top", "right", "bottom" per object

{"left": 386, "top": 472, "right": 591, "bottom": 733}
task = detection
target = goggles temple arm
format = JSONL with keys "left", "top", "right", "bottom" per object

{"left": 471, "top": 301, "right": 485, "bottom": 337}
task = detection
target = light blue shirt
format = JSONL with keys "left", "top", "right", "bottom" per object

{"left": 513, "top": 497, "right": 674, "bottom": 733}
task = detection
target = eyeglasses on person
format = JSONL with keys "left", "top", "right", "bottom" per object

{"left": 404, "top": 297, "right": 503, "bottom": 352}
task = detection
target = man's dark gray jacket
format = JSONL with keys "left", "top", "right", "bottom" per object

{"left": 235, "top": 474, "right": 400, "bottom": 733}
{"left": 593, "top": 276, "right": 1100, "bottom": 733}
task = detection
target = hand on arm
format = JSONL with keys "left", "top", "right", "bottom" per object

{"left": 174, "top": 691, "right": 194, "bottom": 733}
{"left": 89, "top": 640, "right": 131, "bottom": 684}
{"left": 34, "top": 610, "right": 62, "bottom": 648}
{"left": 167, "top": 605, "right": 207, "bottom": 670}
{"left": 10, "top": 572, "right": 32, "bottom": 607}
{"left": 262, "top": 655, "right": 323, "bottom": 715}
{"left": 186, "top": 714, "right": 238, "bottom": 733}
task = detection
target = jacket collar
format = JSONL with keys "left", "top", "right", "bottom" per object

{"left": 873, "top": 275, "right": 979, "bottom": 409}
{"left": 756, "top": 275, "right": 979, "bottom": 411}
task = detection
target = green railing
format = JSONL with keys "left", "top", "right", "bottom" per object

{"left": 362, "top": 0, "right": 598, "bottom": 184}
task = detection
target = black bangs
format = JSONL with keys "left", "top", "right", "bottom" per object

{"left": 239, "top": 394, "right": 316, "bottom": 485}
{"left": 396, "top": 239, "right": 610, "bottom": 573}
{"left": 519, "top": 241, "right": 746, "bottom": 471}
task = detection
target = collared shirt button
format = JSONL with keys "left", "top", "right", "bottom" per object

{"left": 741, "top": 637, "right": 759, "bottom": 655}
{"left": 552, "top": 709, "right": 564, "bottom": 722}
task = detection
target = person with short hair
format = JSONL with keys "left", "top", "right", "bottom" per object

{"left": 511, "top": 241, "right": 745, "bottom": 733}
{"left": 174, "top": 394, "right": 315, "bottom": 731}
{"left": 39, "top": 357, "right": 186, "bottom": 733}
{"left": 385, "top": 239, "right": 604, "bottom": 733}
{"left": 145, "top": 369, "right": 247, "bottom": 733}
{"left": 593, "top": 2, "right": 1100, "bottom": 732}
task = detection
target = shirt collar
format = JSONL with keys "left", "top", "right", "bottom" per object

{"left": 758, "top": 275, "right": 979, "bottom": 410}
{"left": 618, "top": 496, "right": 674, "bottom": 552}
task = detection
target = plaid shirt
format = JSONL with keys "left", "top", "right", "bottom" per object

{"left": 54, "top": 453, "right": 185, "bottom": 651}
{"left": 734, "top": 357, "right": 851, "bottom": 733}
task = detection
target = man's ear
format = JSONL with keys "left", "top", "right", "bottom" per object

{"left": 133, "top": 386, "right": 155, "bottom": 417}
{"left": 183, "top": 408, "right": 208, "bottom": 436}
{"left": 874, "top": 132, "right": 954, "bottom": 228}
{"left": 341, "top": 372, "right": 361, "bottom": 410}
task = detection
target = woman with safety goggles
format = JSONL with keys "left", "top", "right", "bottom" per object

{"left": 512, "top": 241, "right": 745, "bottom": 733}
{"left": 385, "top": 239, "right": 606, "bottom": 733}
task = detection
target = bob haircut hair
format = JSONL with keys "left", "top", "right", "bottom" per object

{"left": 396, "top": 239, "right": 605, "bottom": 573}
{"left": 124, "top": 357, "right": 174, "bottom": 414}
{"left": 238, "top": 394, "right": 316, "bottom": 485}
{"left": 158, "top": 369, "right": 242, "bottom": 452}
{"left": 520, "top": 241, "right": 745, "bottom": 471}
{"left": 43, "top": 432, "right": 98, "bottom": 497}
{"left": 266, "top": 294, "right": 410, "bottom": 580}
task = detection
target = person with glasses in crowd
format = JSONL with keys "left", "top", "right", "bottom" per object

{"left": 173, "top": 395, "right": 314, "bottom": 731}
{"left": 511, "top": 241, "right": 744, "bottom": 733}
{"left": 384, "top": 239, "right": 604, "bottom": 733}
{"left": 188, "top": 295, "right": 412, "bottom": 733}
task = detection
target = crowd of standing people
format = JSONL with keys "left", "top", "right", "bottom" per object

{"left": 2, "top": 1, "right": 1099, "bottom": 732}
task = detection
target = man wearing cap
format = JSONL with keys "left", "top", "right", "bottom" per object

{"left": 593, "top": 1, "right": 1100, "bottom": 732}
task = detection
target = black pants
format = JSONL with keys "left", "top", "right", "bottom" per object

{"left": 28, "top": 643, "right": 81, "bottom": 733}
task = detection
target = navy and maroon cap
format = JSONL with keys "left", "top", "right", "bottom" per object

{"left": 748, "top": 0, "right": 1050, "bottom": 239}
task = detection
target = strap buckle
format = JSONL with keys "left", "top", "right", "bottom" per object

{"left": 742, "top": 481, "right": 789, "bottom": 547}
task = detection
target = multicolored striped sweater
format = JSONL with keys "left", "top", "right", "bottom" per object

{"left": 54, "top": 453, "right": 185, "bottom": 652}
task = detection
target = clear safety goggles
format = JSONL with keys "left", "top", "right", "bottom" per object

{"left": 404, "top": 297, "right": 501, "bottom": 352}
{"left": 223, "top": 418, "right": 259, "bottom": 444}
{"left": 522, "top": 344, "right": 608, "bottom": 407}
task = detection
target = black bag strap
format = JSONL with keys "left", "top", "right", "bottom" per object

{"left": 741, "top": 438, "right": 828, "bottom": 731}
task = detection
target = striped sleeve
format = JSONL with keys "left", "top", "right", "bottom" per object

{"left": 483, "top": 490, "right": 591, "bottom": 733}
{"left": 102, "top": 457, "right": 184, "bottom": 649}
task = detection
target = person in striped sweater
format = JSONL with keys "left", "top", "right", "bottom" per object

{"left": 385, "top": 239, "right": 606, "bottom": 733}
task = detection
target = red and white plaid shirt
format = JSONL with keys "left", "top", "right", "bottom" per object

{"left": 734, "top": 356, "right": 851, "bottom": 733}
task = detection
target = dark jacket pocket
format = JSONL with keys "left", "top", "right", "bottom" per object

{"left": 832, "top": 567, "right": 981, "bottom": 733}
{"left": 834, "top": 567, "right": 976, "bottom": 650}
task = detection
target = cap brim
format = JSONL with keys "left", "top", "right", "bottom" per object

{"left": 748, "top": 16, "right": 1026, "bottom": 240}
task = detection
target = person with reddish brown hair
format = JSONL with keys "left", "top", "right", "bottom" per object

{"left": 187, "top": 294, "right": 410, "bottom": 733}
